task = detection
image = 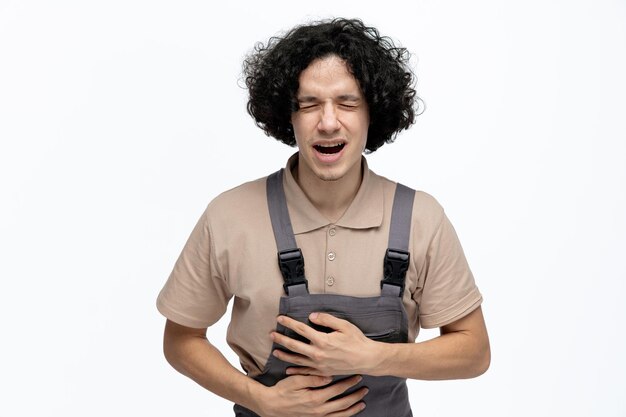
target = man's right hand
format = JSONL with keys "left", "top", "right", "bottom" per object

{"left": 253, "top": 374, "right": 368, "bottom": 417}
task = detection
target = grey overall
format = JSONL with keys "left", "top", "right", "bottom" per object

{"left": 234, "top": 169, "right": 415, "bottom": 417}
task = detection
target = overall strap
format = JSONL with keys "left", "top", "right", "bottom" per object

{"left": 381, "top": 183, "right": 415, "bottom": 297}
{"left": 266, "top": 169, "right": 308, "bottom": 296}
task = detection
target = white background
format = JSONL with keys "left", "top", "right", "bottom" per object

{"left": 1, "top": 0, "right": 625, "bottom": 415}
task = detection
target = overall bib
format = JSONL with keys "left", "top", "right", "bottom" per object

{"left": 234, "top": 169, "right": 415, "bottom": 417}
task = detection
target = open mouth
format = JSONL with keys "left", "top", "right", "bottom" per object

{"left": 313, "top": 143, "right": 346, "bottom": 154}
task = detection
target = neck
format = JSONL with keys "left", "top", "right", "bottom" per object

{"left": 293, "top": 157, "right": 363, "bottom": 223}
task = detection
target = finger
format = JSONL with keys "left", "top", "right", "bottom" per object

{"left": 272, "top": 348, "right": 314, "bottom": 368}
{"left": 326, "top": 399, "right": 367, "bottom": 417}
{"left": 324, "top": 387, "right": 368, "bottom": 417}
{"left": 318, "top": 375, "right": 363, "bottom": 402}
{"left": 283, "top": 374, "right": 333, "bottom": 389}
{"left": 309, "top": 312, "right": 354, "bottom": 332}
{"left": 285, "top": 366, "right": 325, "bottom": 376}
{"left": 271, "top": 330, "right": 316, "bottom": 358}
{"left": 277, "top": 315, "right": 323, "bottom": 343}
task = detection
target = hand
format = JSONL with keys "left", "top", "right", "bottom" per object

{"left": 270, "top": 313, "right": 382, "bottom": 377}
{"left": 255, "top": 374, "right": 368, "bottom": 417}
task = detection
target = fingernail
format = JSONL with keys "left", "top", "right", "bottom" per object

{"left": 360, "top": 403, "right": 367, "bottom": 410}
{"left": 309, "top": 312, "right": 319, "bottom": 320}
{"left": 277, "top": 316, "right": 284, "bottom": 323}
{"left": 270, "top": 332, "right": 275, "bottom": 340}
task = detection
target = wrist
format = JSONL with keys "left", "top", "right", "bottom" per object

{"left": 364, "top": 340, "right": 390, "bottom": 376}
{"left": 246, "top": 380, "right": 272, "bottom": 416}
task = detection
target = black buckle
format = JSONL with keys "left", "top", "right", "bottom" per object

{"left": 278, "top": 248, "right": 307, "bottom": 294}
{"left": 381, "top": 248, "right": 410, "bottom": 294}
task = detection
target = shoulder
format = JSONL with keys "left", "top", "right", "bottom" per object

{"left": 203, "top": 174, "right": 273, "bottom": 249}
{"left": 372, "top": 171, "right": 445, "bottom": 228}
{"left": 412, "top": 190, "right": 445, "bottom": 231}
{"left": 206, "top": 175, "right": 268, "bottom": 218}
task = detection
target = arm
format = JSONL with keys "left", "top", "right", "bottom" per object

{"left": 272, "top": 306, "right": 490, "bottom": 380}
{"left": 162, "top": 319, "right": 260, "bottom": 410}
{"left": 371, "top": 306, "right": 490, "bottom": 379}
{"left": 162, "top": 319, "right": 369, "bottom": 417}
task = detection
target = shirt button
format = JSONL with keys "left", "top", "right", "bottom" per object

{"left": 329, "top": 227, "right": 336, "bottom": 236}
{"left": 326, "top": 276, "right": 335, "bottom": 286}
{"left": 328, "top": 251, "right": 336, "bottom": 261}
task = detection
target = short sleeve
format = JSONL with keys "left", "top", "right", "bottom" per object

{"left": 415, "top": 213, "right": 482, "bottom": 329}
{"left": 156, "top": 208, "right": 232, "bottom": 329}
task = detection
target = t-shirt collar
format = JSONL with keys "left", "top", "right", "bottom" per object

{"left": 282, "top": 152, "right": 384, "bottom": 234}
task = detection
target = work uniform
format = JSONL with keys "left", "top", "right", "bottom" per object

{"left": 157, "top": 154, "right": 482, "bottom": 410}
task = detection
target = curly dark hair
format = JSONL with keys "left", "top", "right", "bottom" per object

{"left": 242, "top": 18, "right": 420, "bottom": 152}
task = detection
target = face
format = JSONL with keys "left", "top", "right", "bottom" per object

{"left": 291, "top": 55, "right": 369, "bottom": 183}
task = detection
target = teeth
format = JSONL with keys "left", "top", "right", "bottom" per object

{"left": 314, "top": 142, "right": 346, "bottom": 155}
{"left": 316, "top": 142, "right": 345, "bottom": 147}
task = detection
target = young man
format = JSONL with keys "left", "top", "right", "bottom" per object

{"left": 157, "top": 18, "right": 490, "bottom": 417}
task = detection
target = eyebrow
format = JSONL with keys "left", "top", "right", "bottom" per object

{"left": 297, "top": 94, "right": 362, "bottom": 103}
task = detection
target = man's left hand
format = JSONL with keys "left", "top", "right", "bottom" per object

{"left": 270, "top": 313, "right": 381, "bottom": 377}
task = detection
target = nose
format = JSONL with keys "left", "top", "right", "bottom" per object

{"left": 317, "top": 103, "right": 340, "bottom": 133}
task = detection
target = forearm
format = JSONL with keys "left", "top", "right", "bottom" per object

{"left": 163, "top": 322, "right": 264, "bottom": 412}
{"left": 370, "top": 330, "right": 489, "bottom": 379}
{"left": 368, "top": 308, "right": 490, "bottom": 380}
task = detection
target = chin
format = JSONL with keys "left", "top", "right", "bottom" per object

{"left": 313, "top": 170, "right": 343, "bottom": 182}
{"left": 318, "top": 175, "right": 343, "bottom": 182}
{"left": 312, "top": 165, "right": 348, "bottom": 182}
